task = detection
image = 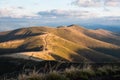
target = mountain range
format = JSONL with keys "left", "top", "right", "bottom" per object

{"left": 0, "top": 25, "right": 120, "bottom": 63}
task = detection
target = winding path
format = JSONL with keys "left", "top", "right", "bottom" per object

{"left": 43, "top": 33, "right": 49, "bottom": 52}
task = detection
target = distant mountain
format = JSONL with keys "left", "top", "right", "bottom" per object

{"left": 82, "top": 24, "right": 120, "bottom": 33}
{"left": 0, "top": 25, "right": 120, "bottom": 62}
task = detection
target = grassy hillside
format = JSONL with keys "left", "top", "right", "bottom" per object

{"left": 0, "top": 25, "right": 120, "bottom": 62}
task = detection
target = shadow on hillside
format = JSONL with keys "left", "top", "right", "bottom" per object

{"left": 75, "top": 48, "right": 120, "bottom": 63}
{"left": 0, "top": 29, "right": 44, "bottom": 42}
{"left": 50, "top": 53, "right": 69, "bottom": 62}
{"left": 92, "top": 47, "right": 120, "bottom": 58}
{"left": 49, "top": 52, "right": 87, "bottom": 62}
{"left": 0, "top": 45, "right": 43, "bottom": 55}
{"left": 0, "top": 47, "right": 120, "bottom": 62}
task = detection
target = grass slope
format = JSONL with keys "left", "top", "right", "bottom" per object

{"left": 0, "top": 25, "right": 120, "bottom": 62}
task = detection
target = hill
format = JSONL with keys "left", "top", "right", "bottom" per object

{"left": 0, "top": 25, "right": 120, "bottom": 62}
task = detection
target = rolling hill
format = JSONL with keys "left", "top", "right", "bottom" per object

{"left": 0, "top": 25, "right": 120, "bottom": 63}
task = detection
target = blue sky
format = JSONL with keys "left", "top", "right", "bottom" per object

{"left": 0, "top": 0, "right": 120, "bottom": 31}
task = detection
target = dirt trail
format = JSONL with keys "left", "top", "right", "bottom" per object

{"left": 28, "top": 33, "right": 49, "bottom": 59}
{"left": 43, "top": 33, "right": 49, "bottom": 52}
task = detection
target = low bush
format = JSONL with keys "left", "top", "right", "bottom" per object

{"left": 3, "top": 65, "right": 120, "bottom": 80}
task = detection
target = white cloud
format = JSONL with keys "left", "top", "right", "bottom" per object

{"left": 38, "top": 9, "right": 120, "bottom": 20}
{"left": 72, "top": 0, "right": 120, "bottom": 7}
{"left": 105, "top": 0, "right": 120, "bottom": 7}
{"left": 38, "top": 9, "right": 98, "bottom": 19}
{"left": 0, "top": 7, "right": 38, "bottom": 18}
{"left": 72, "top": 0, "right": 101, "bottom": 7}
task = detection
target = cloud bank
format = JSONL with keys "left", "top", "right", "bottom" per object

{"left": 0, "top": 7, "right": 38, "bottom": 18}
{"left": 38, "top": 9, "right": 97, "bottom": 19}
{"left": 0, "top": 0, "right": 120, "bottom": 32}
{"left": 72, "top": 0, "right": 120, "bottom": 7}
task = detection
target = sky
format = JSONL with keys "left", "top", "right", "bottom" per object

{"left": 0, "top": 0, "right": 120, "bottom": 31}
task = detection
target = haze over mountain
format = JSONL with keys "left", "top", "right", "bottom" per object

{"left": 0, "top": 18, "right": 120, "bottom": 32}
{"left": 0, "top": 25, "right": 120, "bottom": 63}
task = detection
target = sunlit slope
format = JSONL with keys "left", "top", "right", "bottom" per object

{"left": 0, "top": 32, "right": 87, "bottom": 62}
{"left": 0, "top": 25, "right": 120, "bottom": 62}
{"left": 53, "top": 25, "right": 120, "bottom": 58}
{"left": 83, "top": 29, "right": 120, "bottom": 46}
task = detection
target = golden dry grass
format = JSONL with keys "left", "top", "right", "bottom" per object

{"left": 0, "top": 25, "right": 120, "bottom": 62}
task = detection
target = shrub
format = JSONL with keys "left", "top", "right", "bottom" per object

{"left": 96, "top": 67, "right": 109, "bottom": 76}
{"left": 64, "top": 66, "right": 93, "bottom": 80}
{"left": 45, "top": 71, "right": 69, "bottom": 80}
{"left": 4, "top": 65, "right": 120, "bottom": 80}
{"left": 18, "top": 70, "right": 45, "bottom": 80}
